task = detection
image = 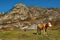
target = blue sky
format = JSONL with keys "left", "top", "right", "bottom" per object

{"left": 0, "top": 0, "right": 60, "bottom": 12}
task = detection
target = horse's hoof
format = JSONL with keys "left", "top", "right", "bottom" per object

{"left": 33, "top": 33, "right": 41, "bottom": 35}
{"left": 36, "top": 33, "right": 41, "bottom": 35}
{"left": 33, "top": 33, "right": 37, "bottom": 35}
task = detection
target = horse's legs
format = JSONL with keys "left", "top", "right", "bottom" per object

{"left": 37, "top": 27, "right": 41, "bottom": 35}
{"left": 44, "top": 28, "right": 48, "bottom": 36}
{"left": 45, "top": 28, "right": 47, "bottom": 32}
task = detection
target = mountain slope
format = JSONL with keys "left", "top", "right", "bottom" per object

{"left": 0, "top": 3, "right": 60, "bottom": 30}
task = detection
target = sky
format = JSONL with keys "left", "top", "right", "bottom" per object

{"left": 0, "top": 0, "right": 60, "bottom": 12}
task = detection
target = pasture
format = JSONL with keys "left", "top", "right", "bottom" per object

{"left": 0, "top": 26, "right": 60, "bottom": 40}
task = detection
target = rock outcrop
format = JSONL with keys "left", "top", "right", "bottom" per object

{"left": 0, "top": 3, "right": 60, "bottom": 30}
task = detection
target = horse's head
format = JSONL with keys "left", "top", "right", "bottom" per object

{"left": 48, "top": 22, "right": 52, "bottom": 27}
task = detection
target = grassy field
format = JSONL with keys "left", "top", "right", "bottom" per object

{"left": 0, "top": 27, "right": 60, "bottom": 40}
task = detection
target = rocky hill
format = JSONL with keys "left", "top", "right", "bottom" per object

{"left": 0, "top": 3, "right": 60, "bottom": 30}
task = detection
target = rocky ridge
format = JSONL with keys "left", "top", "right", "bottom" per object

{"left": 0, "top": 3, "right": 60, "bottom": 30}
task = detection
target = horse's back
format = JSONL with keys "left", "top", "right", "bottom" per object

{"left": 37, "top": 23, "right": 44, "bottom": 29}
{"left": 37, "top": 22, "right": 47, "bottom": 28}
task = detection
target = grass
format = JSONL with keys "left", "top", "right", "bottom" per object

{"left": 37, "top": 29, "right": 60, "bottom": 40}
{"left": 0, "top": 26, "right": 60, "bottom": 40}
{"left": 0, "top": 30, "right": 37, "bottom": 40}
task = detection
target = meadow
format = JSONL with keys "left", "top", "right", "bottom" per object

{"left": 0, "top": 26, "right": 60, "bottom": 40}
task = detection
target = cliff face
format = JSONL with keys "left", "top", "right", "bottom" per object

{"left": 0, "top": 3, "right": 60, "bottom": 30}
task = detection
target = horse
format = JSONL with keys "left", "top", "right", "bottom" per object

{"left": 36, "top": 21, "right": 52, "bottom": 35}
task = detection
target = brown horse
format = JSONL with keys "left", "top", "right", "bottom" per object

{"left": 37, "top": 21, "right": 52, "bottom": 35}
